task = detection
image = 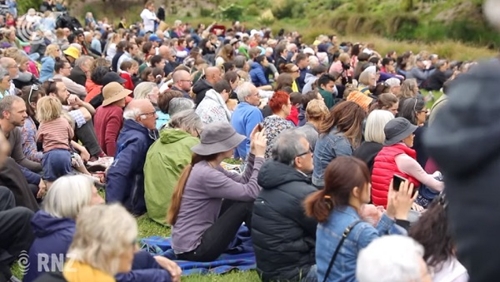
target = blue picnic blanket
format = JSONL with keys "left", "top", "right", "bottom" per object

{"left": 139, "top": 225, "right": 256, "bottom": 275}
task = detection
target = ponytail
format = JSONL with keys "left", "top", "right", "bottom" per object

{"left": 304, "top": 190, "right": 334, "bottom": 223}
{"left": 166, "top": 153, "right": 217, "bottom": 225}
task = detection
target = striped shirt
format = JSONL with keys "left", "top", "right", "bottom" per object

{"left": 36, "top": 117, "right": 74, "bottom": 153}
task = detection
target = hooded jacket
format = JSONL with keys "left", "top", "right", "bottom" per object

{"left": 252, "top": 161, "right": 317, "bottom": 282}
{"left": 249, "top": 62, "right": 268, "bottom": 87}
{"left": 192, "top": 79, "right": 213, "bottom": 106}
{"left": 39, "top": 56, "right": 55, "bottom": 83}
{"left": 424, "top": 60, "right": 500, "bottom": 282}
{"left": 25, "top": 211, "right": 172, "bottom": 282}
{"left": 195, "top": 89, "right": 232, "bottom": 124}
{"left": 144, "top": 128, "right": 199, "bottom": 225}
{"left": 106, "top": 120, "right": 156, "bottom": 216}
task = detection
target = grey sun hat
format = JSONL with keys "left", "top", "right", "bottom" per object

{"left": 191, "top": 122, "right": 246, "bottom": 156}
{"left": 384, "top": 117, "right": 418, "bottom": 146}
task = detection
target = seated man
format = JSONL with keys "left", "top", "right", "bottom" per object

{"left": 252, "top": 129, "right": 317, "bottom": 282}
{"left": 0, "top": 96, "right": 43, "bottom": 209}
{"left": 106, "top": 99, "right": 158, "bottom": 216}
{"left": 0, "top": 128, "right": 35, "bottom": 281}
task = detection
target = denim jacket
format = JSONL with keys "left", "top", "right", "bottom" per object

{"left": 316, "top": 206, "right": 405, "bottom": 282}
{"left": 312, "top": 129, "right": 353, "bottom": 187}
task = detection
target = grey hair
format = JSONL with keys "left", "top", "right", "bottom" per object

{"left": 233, "top": 55, "right": 247, "bottom": 69}
{"left": 168, "top": 109, "right": 202, "bottom": 133}
{"left": 123, "top": 106, "right": 142, "bottom": 120}
{"left": 271, "top": 129, "right": 308, "bottom": 166}
{"left": 42, "top": 175, "right": 95, "bottom": 219}
{"left": 0, "top": 66, "right": 8, "bottom": 81}
{"left": 168, "top": 97, "right": 195, "bottom": 116}
{"left": 236, "top": 82, "right": 255, "bottom": 102}
{"left": 66, "top": 204, "right": 138, "bottom": 276}
{"left": 0, "top": 96, "right": 23, "bottom": 119}
{"left": 75, "top": 55, "right": 92, "bottom": 68}
{"left": 356, "top": 235, "right": 425, "bottom": 282}
{"left": 364, "top": 110, "right": 394, "bottom": 144}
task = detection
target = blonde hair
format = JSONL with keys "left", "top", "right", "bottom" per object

{"left": 36, "top": 96, "right": 62, "bottom": 122}
{"left": 45, "top": 44, "right": 59, "bottom": 57}
{"left": 66, "top": 204, "right": 138, "bottom": 276}
{"left": 305, "top": 99, "right": 329, "bottom": 122}
{"left": 42, "top": 175, "right": 95, "bottom": 219}
{"left": 364, "top": 109, "right": 395, "bottom": 144}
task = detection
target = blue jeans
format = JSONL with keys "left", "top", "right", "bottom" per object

{"left": 42, "top": 149, "right": 72, "bottom": 181}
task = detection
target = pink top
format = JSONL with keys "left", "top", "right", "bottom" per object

{"left": 36, "top": 117, "right": 74, "bottom": 153}
{"left": 395, "top": 154, "right": 444, "bottom": 192}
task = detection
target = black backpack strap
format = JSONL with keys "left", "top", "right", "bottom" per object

{"left": 322, "top": 220, "right": 363, "bottom": 282}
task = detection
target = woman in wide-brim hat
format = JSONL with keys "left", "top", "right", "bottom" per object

{"left": 371, "top": 117, "right": 444, "bottom": 209}
{"left": 167, "top": 122, "right": 267, "bottom": 262}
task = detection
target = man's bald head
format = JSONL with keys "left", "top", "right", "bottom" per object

{"left": 159, "top": 45, "right": 170, "bottom": 57}
{"left": 125, "top": 98, "right": 157, "bottom": 129}
{"left": 205, "top": 67, "right": 222, "bottom": 85}
{"left": 172, "top": 70, "right": 192, "bottom": 91}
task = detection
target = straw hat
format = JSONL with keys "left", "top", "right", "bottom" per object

{"left": 102, "top": 82, "right": 132, "bottom": 107}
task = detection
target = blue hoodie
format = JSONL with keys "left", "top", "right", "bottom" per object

{"left": 39, "top": 56, "right": 55, "bottom": 83}
{"left": 249, "top": 62, "right": 268, "bottom": 87}
{"left": 24, "top": 210, "right": 172, "bottom": 282}
{"left": 106, "top": 119, "right": 157, "bottom": 215}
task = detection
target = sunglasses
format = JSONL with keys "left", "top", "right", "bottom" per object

{"left": 28, "top": 84, "right": 39, "bottom": 103}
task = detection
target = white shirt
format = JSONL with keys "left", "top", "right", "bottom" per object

{"left": 140, "top": 9, "right": 157, "bottom": 32}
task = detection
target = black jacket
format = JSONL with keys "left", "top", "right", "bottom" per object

{"left": 192, "top": 79, "right": 213, "bottom": 106}
{"left": 353, "top": 141, "right": 383, "bottom": 172}
{"left": 424, "top": 61, "right": 499, "bottom": 282}
{"left": 252, "top": 161, "right": 317, "bottom": 282}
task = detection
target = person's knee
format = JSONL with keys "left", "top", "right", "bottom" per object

{"left": 10, "top": 206, "right": 34, "bottom": 222}
{"left": 79, "top": 107, "right": 91, "bottom": 121}
{"left": 0, "top": 186, "right": 14, "bottom": 209}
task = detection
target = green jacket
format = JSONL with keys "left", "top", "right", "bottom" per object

{"left": 143, "top": 128, "right": 200, "bottom": 225}
{"left": 319, "top": 87, "right": 335, "bottom": 109}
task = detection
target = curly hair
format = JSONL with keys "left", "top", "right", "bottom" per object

{"left": 408, "top": 195, "right": 454, "bottom": 271}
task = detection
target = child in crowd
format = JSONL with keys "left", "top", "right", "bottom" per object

{"left": 119, "top": 60, "right": 139, "bottom": 91}
{"left": 36, "top": 96, "right": 89, "bottom": 188}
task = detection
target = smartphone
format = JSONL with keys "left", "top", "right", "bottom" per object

{"left": 392, "top": 175, "right": 407, "bottom": 191}
{"left": 393, "top": 174, "right": 417, "bottom": 196}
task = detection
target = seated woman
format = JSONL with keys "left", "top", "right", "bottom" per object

{"left": 144, "top": 110, "right": 202, "bottom": 226}
{"left": 313, "top": 101, "right": 366, "bottom": 188}
{"left": 156, "top": 90, "right": 194, "bottom": 129}
{"left": 304, "top": 156, "right": 413, "bottom": 282}
{"left": 21, "top": 85, "right": 46, "bottom": 163}
{"left": 262, "top": 91, "right": 294, "bottom": 159}
{"left": 409, "top": 193, "right": 469, "bottom": 282}
{"left": 296, "top": 99, "right": 329, "bottom": 153}
{"left": 369, "top": 92, "right": 399, "bottom": 116}
{"left": 354, "top": 110, "right": 395, "bottom": 171}
{"left": 27, "top": 175, "right": 181, "bottom": 282}
{"left": 168, "top": 122, "right": 267, "bottom": 262}
{"left": 371, "top": 118, "right": 444, "bottom": 208}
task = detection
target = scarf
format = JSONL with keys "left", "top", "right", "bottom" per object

{"left": 63, "top": 260, "right": 115, "bottom": 282}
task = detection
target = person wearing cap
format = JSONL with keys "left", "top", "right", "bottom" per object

{"left": 93, "top": 82, "right": 130, "bottom": 157}
{"left": 106, "top": 99, "right": 158, "bottom": 216}
{"left": 371, "top": 117, "right": 444, "bottom": 208}
{"left": 168, "top": 122, "right": 267, "bottom": 262}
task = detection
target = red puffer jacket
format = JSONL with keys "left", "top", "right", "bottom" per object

{"left": 371, "top": 143, "right": 420, "bottom": 207}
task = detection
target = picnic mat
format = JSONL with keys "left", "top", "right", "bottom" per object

{"left": 139, "top": 225, "right": 256, "bottom": 275}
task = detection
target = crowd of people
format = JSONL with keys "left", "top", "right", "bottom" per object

{"left": 0, "top": 1, "right": 496, "bottom": 282}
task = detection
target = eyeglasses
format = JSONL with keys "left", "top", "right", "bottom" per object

{"left": 296, "top": 146, "right": 313, "bottom": 157}
{"left": 28, "top": 84, "right": 39, "bottom": 102}
{"left": 141, "top": 111, "right": 157, "bottom": 117}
